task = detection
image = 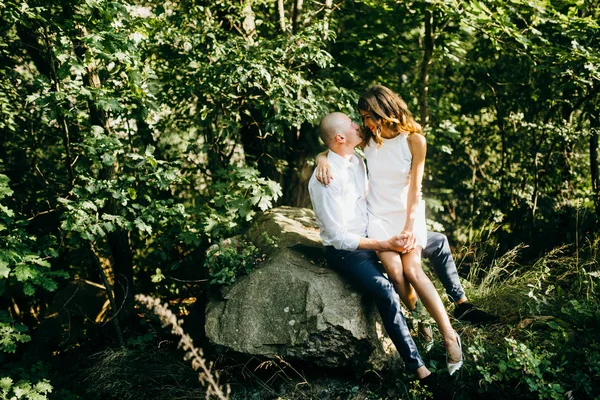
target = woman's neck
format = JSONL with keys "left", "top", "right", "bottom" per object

{"left": 380, "top": 126, "right": 402, "bottom": 139}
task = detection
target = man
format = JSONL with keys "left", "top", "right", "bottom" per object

{"left": 308, "top": 112, "right": 437, "bottom": 385}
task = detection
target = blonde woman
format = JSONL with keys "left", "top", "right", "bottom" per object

{"left": 316, "top": 85, "right": 463, "bottom": 375}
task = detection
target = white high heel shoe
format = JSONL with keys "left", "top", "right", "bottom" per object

{"left": 447, "top": 331, "right": 463, "bottom": 376}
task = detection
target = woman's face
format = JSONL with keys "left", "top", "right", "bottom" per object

{"left": 359, "top": 109, "right": 378, "bottom": 134}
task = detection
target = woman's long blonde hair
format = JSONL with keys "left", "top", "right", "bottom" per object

{"left": 358, "top": 85, "right": 422, "bottom": 148}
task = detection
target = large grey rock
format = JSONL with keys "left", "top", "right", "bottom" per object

{"left": 205, "top": 206, "right": 402, "bottom": 371}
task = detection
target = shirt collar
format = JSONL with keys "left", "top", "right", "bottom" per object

{"left": 328, "top": 151, "right": 358, "bottom": 169}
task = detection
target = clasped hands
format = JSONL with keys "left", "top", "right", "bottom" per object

{"left": 388, "top": 231, "right": 416, "bottom": 254}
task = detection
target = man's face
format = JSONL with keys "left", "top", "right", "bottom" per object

{"left": 342, "top": 116, "right": 362, "bottom": 148}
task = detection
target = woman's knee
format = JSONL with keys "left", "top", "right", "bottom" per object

{"left": 403, "top": 263, "right": 424, "bottom": 283}
{"left": 380, "top": 253, "right": 403, "bottom": 275}
{"left": 386, "top": 268, "right": 406, "bottom": 285}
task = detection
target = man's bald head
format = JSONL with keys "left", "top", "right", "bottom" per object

{"left": 319, "top": 112, "right": 349, "bottom": 147}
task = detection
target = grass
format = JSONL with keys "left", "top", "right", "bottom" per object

{"left": 82, "top": 346, "right": 208, "bottom": 400}
{"left": 451, "top": 234, "right": 600, "bottom": 400}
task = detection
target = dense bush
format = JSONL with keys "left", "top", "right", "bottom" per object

{"left": 0, "top": 0, "right": 598, "bottom": 398}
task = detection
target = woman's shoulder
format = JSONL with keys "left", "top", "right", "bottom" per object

{"left": 406, "top": 133, "right": 426, "bottom": 159}
{"left": 406, "top": 132, "right": 426, "bottom": 145}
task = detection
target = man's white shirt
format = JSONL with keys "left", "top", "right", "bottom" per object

{"left": 308, "top": 151, "right": 369, "bottom": 251}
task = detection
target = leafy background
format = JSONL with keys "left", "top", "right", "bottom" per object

{"left": 0, "top": 0, "right": 598, "bottom": 399}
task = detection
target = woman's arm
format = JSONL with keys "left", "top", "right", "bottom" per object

{"left": 404, "top": 133, "right": 426, "bottom": 234}
{"left": 315, "top": 150, "right": 332, "bottom": 185}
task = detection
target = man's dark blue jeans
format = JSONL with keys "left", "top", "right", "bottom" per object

{"left": 424, "top": 232, "right": 466, "bottom": 303}
{"left": 325, "top": 246, "right": 424, "bottom": 371}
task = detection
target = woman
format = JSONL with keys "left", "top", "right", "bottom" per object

{"left": 316, "top": 85, "right": 463, "bottom": 375}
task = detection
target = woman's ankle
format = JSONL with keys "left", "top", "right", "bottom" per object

{"left": 442, "top": 329, "right": 457, "bottom": 343}
{"left": 415, "top": 366, "right": 431, "bottom": 380}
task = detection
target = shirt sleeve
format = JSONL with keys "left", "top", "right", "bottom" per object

{"left": 309, "top": 181, "right": 361, "bottom": 251}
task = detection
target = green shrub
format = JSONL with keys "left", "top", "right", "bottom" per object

{"left": 199, "top": 166, "right": 282, "bottom": 242}
{"left": 0, "top": 312, "right": 30, "bottom": 354}
{"left": 205, "top": 233, "right": 278, "bottom": 286}
{"left": 0, "top": 377, "right": 53, "bottom": 400}
{"left": 459, "top": 234, "right": 600, "bottom": 399}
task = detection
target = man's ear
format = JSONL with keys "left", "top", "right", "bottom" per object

{"left": 334, "top": 133, "right": 345, "bottom": 143}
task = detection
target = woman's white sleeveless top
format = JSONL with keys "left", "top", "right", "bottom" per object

{"left": 364, "top": 133, "right": 427, "bottom": 248}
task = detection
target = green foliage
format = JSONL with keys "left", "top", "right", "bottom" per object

{"left": 0, "top": 312, "right": 30, "bottom": 354}
{"left": 205, "top": 233, "right": 278, "bottom": 285}
{"left": 472, "top": 337, "right": 565, "bottom": 399}
{"left": 0, "top": 377, "right": 53, "bottom": 400}
{"left": 58, "top": 130, "right": 188, "bottom": 242}
{"left": 0, "top": 0, "right": 599, "bottom": 397}
{"left": 205, "top": 239, "right": 258, "bottom": 285}
{"left": 407, "top": 379, "right": 434, "bottom": 400}
{"left": 459, "top": 235, "right": 600, "bottom": 399}
{"left": 0, "top": 175, "right": 66, "bottom": 297}
{"left": 0, "top": 175, "right": 60, "bottom": 400}
{"left": 200, "top": 166, "right": 282, "bottom": 241}
{"left": 0, "top": 363, "right": 56, "bottom": 400}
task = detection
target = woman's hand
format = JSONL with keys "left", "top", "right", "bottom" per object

{"left": 316, "top": 153, "right": 333, "bottom": 185}
{"left": 400, "top": 230, "right": 416, "bottom": 253}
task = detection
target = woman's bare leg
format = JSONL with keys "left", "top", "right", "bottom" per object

{"left": 379, "top": 249, "right": 461, "bottom": 363}
{"left": 378, "top": 251, "right": 432, "bottom": 347}
{"left": 377, "top": 250, "right": 417, "bottom": 310}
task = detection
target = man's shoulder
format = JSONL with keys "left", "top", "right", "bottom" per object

{"left": 309, "top": 177, "right": 343, "bottom": 192}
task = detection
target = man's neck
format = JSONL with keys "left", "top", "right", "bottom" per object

{"left": 330, "top": 147, "right": 354, "bottom": 161}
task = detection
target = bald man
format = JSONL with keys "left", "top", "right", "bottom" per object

{"left": 308, "top": 112, "right": 436, "bottom": 383}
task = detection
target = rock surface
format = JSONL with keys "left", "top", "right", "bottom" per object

{"left": 205, "top": 206, "right": 402, "bottom": 371}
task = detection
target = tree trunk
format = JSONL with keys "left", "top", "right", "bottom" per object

{"left": 560, "top": 100, "right": 575, "bottom": 192}
{"left": 106, "top": 230, "right": 134, "bottom": 325}
{"left": 280, "top": 123, "right": 321, "bottom": 207}
{"left": 91, "top": 244, "right": 125, "bottom": 347}
{"left": 490, "top": 84, "right": 509, "bottom": 251}
{"left": 239, "top": 106, "right": 274, "bottom": 178}
{"left": 277, "top": 0, "right": 286, "bottom": 32}
{"left": 590, "top": 116, "right": 600, "bottom": 222}
{"left": 239, "top": 107, "right": 318, "bottom": 207}
{"left": 17, "top": 24, "right": 74, "bottom": 186}
{"left": 419, "top": 9, "right": 434, "bottom": 129}
{"left": 323, "top": 0, "right": 333, "bottom": 37}
{"left": 74, "top": 23, "right": 136, "bottom": 325}
{"left": 293, "top": 0, "right": 304, "bottom": 34}
{"left": 242, "top": 0, "right": 256, "bottom": 44}
{"left": 531, "top": 121, "right": 539, "bottom": 230}
{"left": 468, "top": 153, "right": 477, "bottom": 243}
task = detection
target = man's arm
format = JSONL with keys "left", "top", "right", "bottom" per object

{"left": 309, "top": 180, "right": 411, "bottom": 253}
{"left": 309, "top": 179, "right": 361, "bottom": 250}
{"left": 358, "top": 235, "right": 412, "bottom": 253}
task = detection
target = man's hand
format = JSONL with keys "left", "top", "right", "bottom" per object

{"left": 386, "top": 233, "right": 417, "bottom": 254}
{"left": 387, "top": 233, "right": 410, "bottom": 253}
